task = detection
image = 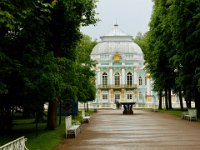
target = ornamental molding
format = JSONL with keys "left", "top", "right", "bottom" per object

{"left": 113, "top": 52, "right": 121, "bottom": 62}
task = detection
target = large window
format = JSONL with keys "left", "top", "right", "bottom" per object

{"left": 102, "top": 94, "right": 108, "bottom": 100}
{"left": 127, "top": 94, "right": 132, "bottom": 100}
{"left": 115, "top": 72, "right": 120, "bottom": 85}
{"left": 139, "top": 92, "right": 143, "bottom": 99}
{"left": 115, "top": 94, "right": 120, "bottom": 101}
{"left": 102, "top": 72, "right": 108, "bottom": 85}
{"left": 139, "top": 76, "right": 142, "bottom": 85}
{"left": 127, "top": 72, "right": 132, "bottom": 85}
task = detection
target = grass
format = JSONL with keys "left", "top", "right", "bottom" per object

{"left": 0, "top": 117, "right": 65, "bottom": 150}
{"left": 0, "top": 109, "right": 96, "bottom": 149}
{"left": 139, "top": 107, "right": 200, "bottom": 122}
{"left": 156, "top": 108, "right": 187, "bottom": 117}
{"left": 27, "top": 121, "right": 65, "bottom": 150}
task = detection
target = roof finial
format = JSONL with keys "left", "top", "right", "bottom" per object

{"left": 114, "top": 19, "right": 118, "bottom": 26}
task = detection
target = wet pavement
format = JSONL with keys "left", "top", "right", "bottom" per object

{"left": 55, "top": 109, "right": 200, "bottom": 150}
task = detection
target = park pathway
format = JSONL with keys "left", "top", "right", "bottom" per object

{"left": 55, "top": 109, "right": 200, "bottom": 150}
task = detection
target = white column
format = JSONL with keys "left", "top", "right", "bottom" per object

{"left": 122, "top": 66, "right": 125, "bottom": 85}
{"left": 134, "top": 69, "right": 137, "bottom": 85}
{"left": 147, "top": 77, "right": 151, "bottom": 95}
{"left": 109, "top": 66, "right": 113, "bottom": 85}
{"left": 97, "top": 66, "right": 101, "bottom": 85}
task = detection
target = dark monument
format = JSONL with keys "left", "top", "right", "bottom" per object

{"left": 120, "top": 102, "right": 136, "bottom": 115}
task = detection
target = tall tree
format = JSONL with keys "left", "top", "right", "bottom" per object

{"left": 0, "top": 0, "right": 98, "bottom": 131}
{"left": 46, "top": 0, "right": 97, "bottom": 129}
{"left": 169, "top": 0, "right": 200, "bottom": 115}
{"left": 74, "top": 35, "right": 97, "bottom": 110}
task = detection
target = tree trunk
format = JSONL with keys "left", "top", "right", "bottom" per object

{"left": 159, "top": 90, "right": 162, "bottom": 109}
{"left": 84, "top": 103, "right": 86, "bottom": 112}
{"left": 178, "top": 88, "right": 183, "bottom": 110}
{"left": 0, "top": 107, "right": 12, "bottom": 133}
{"left": 86, "top": 102, "right": 89, "bottom": 112}
{"left": 47, "top": 100, "right": 58, "bottom": 130}
{"left": 46, "top": 45, "right": 60, "bottom": 130}
{"left": 168, "top": 88, "right": 172, "bottom": 109}
{"left": 194, "top": 90, "right": 200, "bottom": 118}
{"left": 165, "top": 88, "right": 169, "bottom": 110}
{"left": 185, "top": 96, "right": 191, "bottom": 109}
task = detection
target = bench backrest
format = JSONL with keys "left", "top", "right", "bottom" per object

{"left": 0, "top": 136, "right": 29, "bottom": 150}
{"left": 65, "top": 115, "right": 72, "bottom": 130}
{"left": 188, "top": 109, "right": 197, "bottom": 117}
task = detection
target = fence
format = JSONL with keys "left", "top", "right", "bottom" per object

{"left": 0, "top": 136, "right": 29, "bottom": 150}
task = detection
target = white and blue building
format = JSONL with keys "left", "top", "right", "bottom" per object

{"left": 77, "top": 25, "right": 184, "bottom": 109}
{"left": 89, "top": 24, "right": 158, "bottom": 109}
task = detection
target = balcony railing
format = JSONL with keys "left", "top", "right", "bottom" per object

{"left": 97, "top": 84, "right": 137, "bottom": 89}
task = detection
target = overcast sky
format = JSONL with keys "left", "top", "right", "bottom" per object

{"left": 81, "top": 0, "right": 154, "bottom": 40}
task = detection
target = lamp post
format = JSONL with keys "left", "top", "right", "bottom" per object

{"left": 174, "top": 66, "right": 183, "bottom": 110}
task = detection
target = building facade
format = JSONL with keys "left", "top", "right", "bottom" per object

{"left": 90, "top": 25, "right": 157, "bottom": 109}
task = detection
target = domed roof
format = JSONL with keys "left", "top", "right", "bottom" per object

{"left": 91, "top": 25, "right": 143, "bottom": 60}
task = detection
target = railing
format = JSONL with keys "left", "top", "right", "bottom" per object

{"left": 97, "top": 85, "right": 111, "bottom": 89}
{"left": 123, "top": 84, "right": 137, "bottom": 89}
{"left": 0, "top": 136, "right": 29, "bottom": 150}
{"left": 97, "top": 84, "right": 137, "bottom": 89}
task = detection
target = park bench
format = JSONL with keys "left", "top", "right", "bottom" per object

{"left": 82, "top": 110, "right": 90, "bottom": 123}
{"left": 152, "top": 104, "right": 159, "bottom": 112}
{"left": 182, "top": 109, "right": 197, "bottom": 121}
{"left": 65, "top": 115, "right": 81, "bottom": 138}
{"left": 0, "top": 136, "right": 29, "bottom": 150}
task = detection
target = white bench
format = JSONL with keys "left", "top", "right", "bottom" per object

{"left": 0, "top": 136, "right": 29, "bottom": 150}
{"left": 65, "top": 116, "right": 81, "bottom": 138}
{"left": 152, "top": 104, "right": 159, "bottom": 112}
{"left": 82, "top": 110, "right": 90, "bottom": 123}
{"left": 183, "top": 109, "right": 197, "bottom": 121}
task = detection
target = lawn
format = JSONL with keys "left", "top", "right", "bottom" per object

{"left": 157, "top": 108, "right": 187, "bottom": 117}
{"left": 0, "top": 116, "right": 65, "bottom": 150}
{"left": 0, "top": 109, "right": 94, "bottom": 149}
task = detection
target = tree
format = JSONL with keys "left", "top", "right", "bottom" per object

{"left": 145, "top": 0, "right": 200, "bottom": 114}
{"left": 169, "top": 0, "right": 200, "bottom": 115}
{"left": 0, "top": 0, "right": 98, "bottom": 131}
{"left": 45, "top": 0, "right": 97, "bottom": 129}
{"left": 74, "top": 35, "right": 97, "bottom": 111}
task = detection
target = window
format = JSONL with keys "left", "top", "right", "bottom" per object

{"left": 102, "top": 94, "right": 108, "bottom": 100}
{"left": 102, "top": 72, "right": 108, "bottom": 85}
{"left": 127, "top": 94, "right": 132, "bottom": 100}
{"left": 115, "top": 94, "right": 120, "bottom": 101}
{"left": 139, "top": 92, "right": 142, "bottom": 99}
{"left": 139, "top": 76, "right": 142, "bottom": 85}
{"left": 127, "top": 72, "right": 132, "bottom": 85}
{"left": 115, "top": 72, "right": 120, "bottom": 85}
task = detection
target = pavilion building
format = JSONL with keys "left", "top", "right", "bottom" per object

{"left": 90, "top": 24, "right": 157, "bottom": 109}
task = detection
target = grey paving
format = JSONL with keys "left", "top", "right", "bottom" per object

{"left": 55, "top": 109, "right": 200, "bottom": 150}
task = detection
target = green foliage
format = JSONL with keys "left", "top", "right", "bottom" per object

{"left": 74, "top": 35, "right": 97, "bottom": 103}
{"left": 144, "top": 0, "right": 200, "bottom": 113}
{"left": 0, "top": 116, "right": 66, "bottom": 150}
{"left": 0, "top": 0, "right": 98, "bottom": 130}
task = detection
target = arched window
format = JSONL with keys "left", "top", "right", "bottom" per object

{"left": 139, "top": 92, "right": 143, "bottom": 100}
{"left": 127, "top": 72, "right": 132, "bottom": 85}
{"left": 127, "top": 94, "right": 132, "bottom": 100}
{"left": 102, "top": 72, "right": 108, "bottom": 85}
{"left": 139, "top": 76, "right": 142, "bottom": 85}
{"left": 115, "top": 72, "right": 120, "bottom": 85}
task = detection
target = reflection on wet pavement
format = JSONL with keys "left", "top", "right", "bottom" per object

{"left": 55, "top": 110, "right": 200, "bottom": 150}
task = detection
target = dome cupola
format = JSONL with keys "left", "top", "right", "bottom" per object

{"left": 91, "top": 25, "right": 144, "bottom": 64}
